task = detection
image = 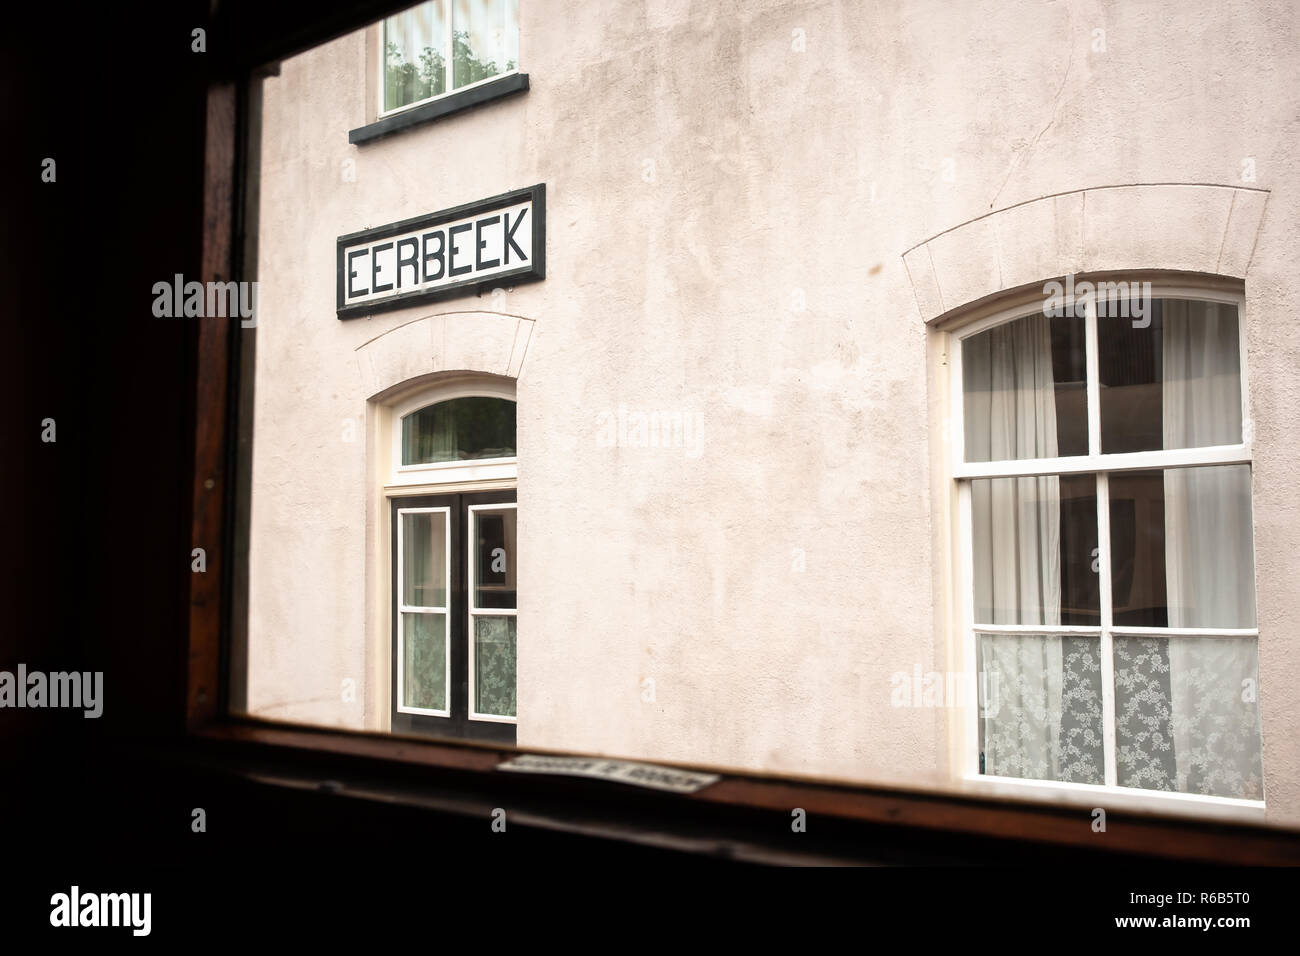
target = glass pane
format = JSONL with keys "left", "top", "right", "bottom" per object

{"left": 1108, "top": 470, "right": 1169, "bottom": 627}
{"left": 402, "top": 511, "right": 447, "bottom": 607}
{"left": 1110, "top": 466, "right": 1256, "bottom": 628}
{"left": 1099, "top": 299, "right": 1241, "bottom": 454}
{"left": 403, "top": 612, "right": 447, "bottom": 711}
{"left": 473, "top": 508, "right": 517, "bottom": 608}
{"left": 401, "top": 397, "right": 516, "bottom": 464}
{"left": 971, "top": 474, "right": 1098, "bottom": 626}
{"left": 977, "top": 634, "right": 1104, "bottom": 784}
{"left": 384, "top": 1, "right": 447, "bottom": 112}
{"left": 1113, "top": 636, "right": 1262, "bottom": 799}
{"left": 474, "top": 616, "right": 517, "bottom": 717}
{"left": 963, "top": 312, "right": 1088, "bottom": 462}
{"left": 452, "top": 0, "right": 518, "bottom": 89}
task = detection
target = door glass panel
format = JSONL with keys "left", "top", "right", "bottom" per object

{"left": 473, "top": 508, "right": 516, "bottom": 609}
{"left": 402, "top": 511, "right": 447, "bottom": 607}
{"left": 474, "top": 615, "right": 517, "bottom": 717}
{"left": 403, "top": 612, "right": 447, "bottom": 711}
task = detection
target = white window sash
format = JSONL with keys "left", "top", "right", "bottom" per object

{"left": 953, "top": 289, "right": 1258, "bottom": 802}
{"left": 395, "top": 506, "right": 452, "bottom": 717}
{"left": 466, "top": 502, "right": 518, "bottom": 724}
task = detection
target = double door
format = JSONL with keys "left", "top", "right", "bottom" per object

{"left": 391, "top": 489, "right": 517, "bottom": 742}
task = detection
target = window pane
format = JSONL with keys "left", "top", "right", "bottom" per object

{"left": 403, "top": 612, "right": 447, "bottom": 710}
{"left": 1110, "top": 465, "right": 1256, "bottom": 628}
{"left": 977, "top": 634, "right": 1104, "bottom": 784}
{"left": 962, "top": 312, "right": 1088, "bottom": 463}
{"left": 401, "top": 397, "right": 516, "bottom": 464}
{"left": 402, "top": 511, "right": 447, "bottom": 607}
{"left": 453, "top": 0, "right": 518, "bottom": 89}
{"left": 473, "top": 508, "right": 516, "bottom": 608}
{"left": 474, "top": 615, "right": 517, "bottom": 716}
{"left": 971, "top": 474, "right": 1098, "bottom": 626}
{"left": 1099, "top": 299, "right": 1241, "bottom": 454}
{"left": 1108, "top": 470, "right": 1169, "bottom": 627}
{"left": 384, "top": 1, "right": 447, "bottom": 112}
{"left": 1113, "top": 636, "right": 1262, "bottom": 799}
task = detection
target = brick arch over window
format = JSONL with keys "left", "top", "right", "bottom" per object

{"left": 354, "top": 309, "right": 536, "bottom": 400}
{"left": 902, "top": 184, "right": 1269, "bottom": 324}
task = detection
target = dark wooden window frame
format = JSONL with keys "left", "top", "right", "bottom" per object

{"left": 183, "top": 0, "right": 1300, "bottom": 865}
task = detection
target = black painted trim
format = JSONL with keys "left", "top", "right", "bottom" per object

{"left": 336, "top": 183, "right": 545, "bottom": 320}
{"left": 349, "top": 72, "right": 529, "bottom": 145}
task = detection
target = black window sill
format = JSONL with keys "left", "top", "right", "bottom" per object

{"left": 349, "top": 73, "right": 529, "bottom": 145}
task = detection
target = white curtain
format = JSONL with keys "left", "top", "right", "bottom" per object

{"left": 1158, "top": 300, "right": 1262, "bottom": 798}
{"left": 965, "top": 315, "right": 1062, "bottom": 623}
{"left": 403, "top": 403, "right": 462, "bottom": 464}
{"left": 1163, "top": 300, "right": 1251, "bottom": 626}
{"left": 385, "top": 1, "right": 446, "bottom": 108}
{"left": 967, "top": 315, "right": 1073, "bottom": 780}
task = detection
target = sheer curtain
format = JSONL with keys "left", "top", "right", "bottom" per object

{"left": 403, "top": 404, "right": 460, "bottom": 464}
{"left": 967, "top": 315, "right": 1070, "bottom": 780}
{"left": 1159, "top": 301, "right": 1262, "bottom": 798}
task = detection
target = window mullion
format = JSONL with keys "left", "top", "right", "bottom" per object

{"left": 1097, "top": 469, "right": 1117, "bottom": 788}
{"left": 1085, "top": 296, "right": 1101, "bottom": 458}
{"left": 959, "top": 480, "right": 978, "bottom": 777}
{"left": 467, "top": 504, "right": 477, "bottom": 718}
{"left": 1083, "top": 295, "right": 1118, "bottom": 787}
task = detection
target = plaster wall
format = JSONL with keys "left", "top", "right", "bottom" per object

{"left": 248, "top": 0, "right": 1300, "bottom": 822}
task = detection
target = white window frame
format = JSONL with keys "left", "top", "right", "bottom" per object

{"left": 467, "top": 501, "right": 518, "bottom": 723}
{"left": 395, "top": 505, "right": 452, "bottom": 717}
{"left": 377, "top": 1, "right": 521, "bottom": 119}
{"left": 948, "top": 283, "right": 1264, "bottom": 817}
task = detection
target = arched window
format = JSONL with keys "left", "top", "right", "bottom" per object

{"left": 388, "top": 380, "right": 517, "bottom": 742}
{"left": 400, "top": 396, "right": 516, "bottom": 464}
{"left": 951, "top": 286, "right": 1260, "bottom": 802}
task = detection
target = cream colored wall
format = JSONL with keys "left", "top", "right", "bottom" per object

{"left": 249, "top": 0, "right": 1300, "bottom": 822}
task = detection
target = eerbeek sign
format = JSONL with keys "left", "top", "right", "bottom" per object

{"left": 336, "top": 184, "right": 544, "bottom": 319}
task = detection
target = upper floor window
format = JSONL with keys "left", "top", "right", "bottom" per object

{"left": 953, "top": 291, "right": 1262, "bottom": 802}
{"left": 383, "top": 0, "right": 520, "bottom": 115}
